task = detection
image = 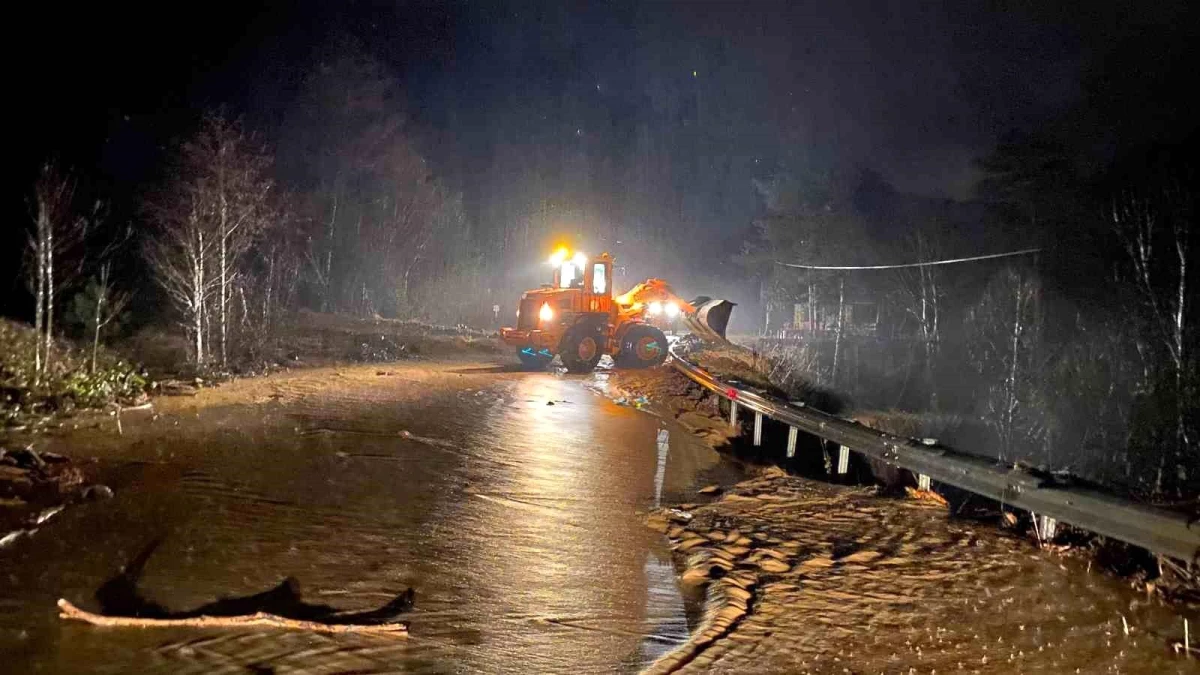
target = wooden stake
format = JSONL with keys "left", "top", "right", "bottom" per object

{"left": 57, "top": 599, "right": 407, "bottom": 636}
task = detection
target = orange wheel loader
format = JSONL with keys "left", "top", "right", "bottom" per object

{"left": 499, "top": 248, "right": 735, "bottom": 373}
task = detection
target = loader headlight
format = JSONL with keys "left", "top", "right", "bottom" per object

{"left": 665, "top": 302, "right": 680, "bottom": 318}
{"left": 648, "top": 301, "right": 663, "bottom": 315}
{"left": 538, "top": 303, "right": 554, "bottom": 322}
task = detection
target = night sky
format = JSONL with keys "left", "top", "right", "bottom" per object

{"left": 8, "top": 0, "right": 1198, "bottom": 308}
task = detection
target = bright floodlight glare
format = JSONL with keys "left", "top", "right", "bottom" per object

{"left": 665, "top": 302, "right": 680, "bottom": 317}
{"left": 572, "top": 251, "right": 587, "bottom": 268}
{"left": 648, "top": 301, "right": 663, "bottom": 315}
{"left": 539, "top": 303, "right": 554, "bottom": 322}
{"left": 549, "top": 248, "right": 568, "bottom": 266}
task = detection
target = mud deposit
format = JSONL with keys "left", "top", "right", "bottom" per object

{"left": 647, "top": 468, "right": 1192, "bottom": 674}
{"left": 0, "top": 362, "right": 737, "bottom": 674}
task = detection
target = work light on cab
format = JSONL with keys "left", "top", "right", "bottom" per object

{"left": 538, "top": 303, "right": 554, "bottom": 322}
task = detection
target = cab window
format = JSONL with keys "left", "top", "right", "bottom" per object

{"left": 592, "top": 263, "right": 607, "bottom": 294}
{"left": 559, "top": 262, "right": 577, "bottom": 288}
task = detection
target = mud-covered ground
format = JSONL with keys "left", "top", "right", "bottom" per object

{"left": 612, "top": 367, "right": 1198, "bottom": 674}
{"left": 646, "top": 469, "right": 1192, "bottom": 674}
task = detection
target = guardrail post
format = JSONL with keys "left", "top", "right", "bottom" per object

{"left": 917, "top": 474, "right": 931, "bottom": 491}
{"left": 753, "top": 412, "right": 763, "bottom": 446}
{"left": 837, "top": 445, "right": 850, "bottom": 474}
{"left": 786, "top": 426, "right": 798, "bottom": 458}
{"left": 730, "top": 401, "right": 738, "bottom": 429}
{"left": 1035, "top": 513, "right": 1058, "bottom": 541}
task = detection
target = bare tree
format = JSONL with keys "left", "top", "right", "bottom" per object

{"left": 896, "top": 231, "right": 944, "bottom": 407}
{"left": 25, "top": 162, "right": 98, "bottom": 379}
{"left": 145, "top": 192, "right": 216, "bottom": 364}
{"left": 830, "top": 274, "right": 846, "bottom": 385}
{"left": 145, "top": 114, "right": 274, "bottom": 367}
{"left": 195, "top": 115, "right": 274, "bottom": 367}
{"left": 1111, "top": 174, "right": 1195, "bottom": 491}
{"left": 967, "top": 266, "right": 1045, "bottom": 462}
{"left": 87, "top": 262, "right": 131, "bottom": 372}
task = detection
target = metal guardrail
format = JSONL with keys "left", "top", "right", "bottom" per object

{"left": 667, "top": 344, "right": 1200, "bottom": 564}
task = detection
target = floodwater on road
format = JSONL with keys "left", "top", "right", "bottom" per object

{"left": 0, "top": 362, "right": 739, "bottom": 674}
{"left": 1, "top": 359, "right": 1195, "bottom": 674}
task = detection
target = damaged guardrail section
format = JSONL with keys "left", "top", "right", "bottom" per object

{"left": 667, "top": 344, "right": 1200, "bottom": 565}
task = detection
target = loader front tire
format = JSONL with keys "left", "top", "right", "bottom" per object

{"left": 616, "top": 324, "right": 667, "bottom": 369}
{"left": 560, "top": 327, "right": 604, "bottom": 374}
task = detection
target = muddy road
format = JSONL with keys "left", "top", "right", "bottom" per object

{"left": 0, "top": 358, "right": 1193, "bottom": 673}
{"left": 1, "top": 362, "right": 737, "bottom": 674}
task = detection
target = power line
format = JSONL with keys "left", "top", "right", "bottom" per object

{"left": 776, "top": 247, "right": 1043, "bottom": 271}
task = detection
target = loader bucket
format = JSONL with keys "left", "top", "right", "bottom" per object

{"left": 685, "top": 298, "right": 736, "bottom": 343}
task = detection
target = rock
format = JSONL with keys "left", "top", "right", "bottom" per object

{"left": 666, "top": 525, "right": 686, "bottom": 539}
{"left": 723, "top": 529, "right": 742, "bottom": 543}
{"left": 758, "top": 558, "right": 791, "bottom": 574}
{"left": 646, "top": 512, "right": 670, "bottom": 533}
{"left": 840, "top": 549, "right": 883, "bottom": 564}
{"left": 708, "top": 547, "right": 736, "bottom": 562}
{"left": 798, "top": 555, "right": 835, "bottom": 569}
{"left": 714, "top": 604, "right": 746, "bottom": 624}
{"left": 698, "top": 484, "right": 721, "bottom": 494}
{"left": 733, "top": 536, "right": 753, "bottom": 547}
{"left": 667, "top": 508, "right": 693, "bottom": 523}
{"left": 82, "top": 485, "right": 114, "bottom": 501}
{"left": 723, "top": 572, "right": 757, "bottom": 589}
{"left": 757, "top": 548, "right": 788, "bottom": 560}
{"left": 705, "top": 530, "right": 727, "bottom": 541}
{"left": 722, "top": 545, "right": 750, "bottom": 557}
{"left": 676, "top": 537, "right": 709, "bottom": 553}
{"left": 724, "top": 585, "right": 753, "bottom": 603}
{"left": 680, "top": 566, "right": 712, "bottom": 588}
{"left": 709, "top": 557, "right": 734, "bottom": 570}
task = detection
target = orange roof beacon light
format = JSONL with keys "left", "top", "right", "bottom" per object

{"left": 499, "top": 249, "right": 735, "bottom": 373}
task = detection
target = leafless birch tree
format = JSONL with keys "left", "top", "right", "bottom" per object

{"left": 25, "top": 162, "right": 98, "bottom": 380}
{"left": 144, "top": 114, "right": 274, "bottom": 367}
{"left": 87, "top": 262, "right": 131, "bottom": 372}
{"left": 967, "top": 266, "right": 1045, "bottom": 462}
{"left": 896, "top": 232, "right": 945, "bottom": 407}
{"left": 1111, "top": 174, "right": 1195, "bottom": 490}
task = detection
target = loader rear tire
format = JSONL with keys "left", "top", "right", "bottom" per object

{"left": 616, "top": 325, "right": 667, "bottom": 369}
{"left": 560, "top": 328, "right": 604, "bottom": 374}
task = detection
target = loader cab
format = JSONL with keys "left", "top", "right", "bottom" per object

{"left": 549, "top": 250, "right": 613, "bottom": 303}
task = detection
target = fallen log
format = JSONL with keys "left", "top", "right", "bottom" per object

{"left": 57, "top": 598, "right": 408, "bottom": 636}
